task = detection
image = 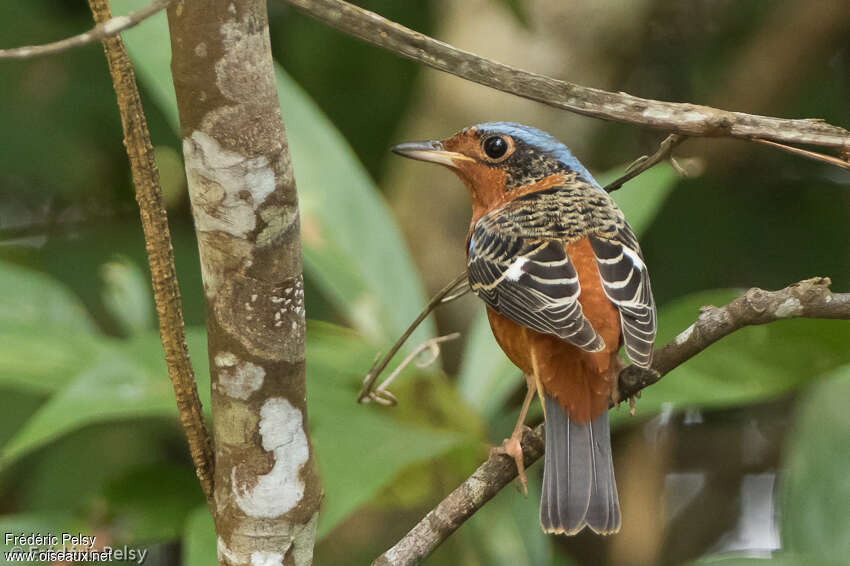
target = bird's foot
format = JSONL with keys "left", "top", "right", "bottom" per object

{"left": 490, "top": 426, "right": 531, "bottom": 496}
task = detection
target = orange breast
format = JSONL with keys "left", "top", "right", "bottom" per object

{"left": 486, "top": 237, "right": 621, "bottom": 423}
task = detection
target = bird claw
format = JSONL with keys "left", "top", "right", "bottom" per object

{"left": 491, "top": 433, "right": 528, "bottom": 496}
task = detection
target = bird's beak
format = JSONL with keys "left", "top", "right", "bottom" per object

{"left": 391, "top": 140, "right": 474, "bottom": 169}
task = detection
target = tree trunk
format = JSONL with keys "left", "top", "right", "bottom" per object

{"left": 166, "top": 1, "right": 321, "bottom": 564}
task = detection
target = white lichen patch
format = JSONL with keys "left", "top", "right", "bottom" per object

{"left": 216, "top": 353, "right": 265, "bottom": 400}
{"left": 250, "top": 551, "right": 283, "bottom": 566}
{"left": 232, "top": 398, "right": 308, "bottom": 518}
{"left": 215, "top": 351, "right": 238, "bottom": 368}
{"left": 674, "top": 323, "right": 695, "bottom": 346}
{"left": 182, "top": 130, "right": 275, "bottom": 239}
{"left": 775, "top": 297, "right": 803, "bottom": 318}
{"left": 216, "top": 17, "right": 276, "bottom": 104}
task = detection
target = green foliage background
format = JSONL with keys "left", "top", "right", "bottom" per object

{"left": 0, "top": 1, "right": 848, "bottom": 565}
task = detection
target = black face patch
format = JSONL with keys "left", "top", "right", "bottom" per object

{"left": 497, "top": 139, "right": 573, "bottom": 191}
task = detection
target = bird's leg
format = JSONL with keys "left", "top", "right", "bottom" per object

{"left": 491, "top": 376, "right": 536, "bottom": 495}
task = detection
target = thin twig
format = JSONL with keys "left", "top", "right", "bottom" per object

{"left": 750, "top": 138, "right": 850, "bottom": 170}
{"left": 603, "top": 134, "right": 686, "bottom": 192}
{"left": 363, "top": 333, "right": 462, "bottom": 406}
{"left": 2, "top": 0, "right": 170, "bottom": 60}
{"left": 358, "top": 272, "right": 469, "bottom": 403}
{"left": 372, "top": 277, "right": 850, "bottom": 566}
{"left": 279, "top": 0, "right": 850, "bottom": 157}
{"left": 87, "top": 0, "right": 214, "bottom": 507}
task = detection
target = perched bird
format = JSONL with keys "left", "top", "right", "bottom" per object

{"left": 392, "top": 123, "right": 656, "bottom": 535}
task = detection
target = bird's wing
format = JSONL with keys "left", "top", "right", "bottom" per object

{"left": 468, "top": 186, "right": 657, "bottom": 365}
{"left": 589, "top": 223, "right": 656, "bottom": 367}
{"left": 467, "top": 191, "right": 605, "bottom": 352}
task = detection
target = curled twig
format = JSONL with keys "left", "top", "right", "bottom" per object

{"left": 358, "top": 272, "right": 469, "bottom": 403}
{"left": 362, "top": 333, "right": 461, "bottom": 406}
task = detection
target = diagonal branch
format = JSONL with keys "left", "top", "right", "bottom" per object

{"left": 2, "top": 0, "right": 170, "bottom": 60}
{"left": 279, "top": 0, "right": 850, "bottom": 160}
{"left": 87, "top": 0, "right": 213, "bottom": 506}
{"left": 373, "top": 277, "right": 850, "bottom": 566}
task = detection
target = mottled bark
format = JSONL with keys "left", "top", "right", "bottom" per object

{"left": 166, "top": 1, "right": 320, "bottom": 564}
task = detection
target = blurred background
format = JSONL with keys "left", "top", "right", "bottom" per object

{"left": 1, "top": 0, "right": 849, "bottom": 565}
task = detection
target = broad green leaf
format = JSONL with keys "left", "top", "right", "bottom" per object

{"left": 0, "top": 322, "right": 212, "bottom": 470}
{"left": 306, "top": 322, "right": 467, "bottom": 538}
{"left": 114, "top": 0, "right": 433, "bottom": 346}
{"left": 458, "top": 163, "right": 679, "bottom": 421}
{"left": 183, "top": 506, "right": 217, "bottom": 566}
{"left": 0, "top": 262, "right": 106, "bottom": 393}
{"left": 781, "top": 366, "right": 850, "bottom": 562}
{"left": 0, "top": 343, "right": 175, "bottom": 468}
{"left": 100, "top": 257, "right": 155, "bottom": 336}
{"left": 0, "top": 260, "right": 96, "bottom": 333}
{"left": 101, "top": 464, "right": 204, "bottom": 542}
{"left": 614, "top": 292, "right": 850, "bottom": 424}
{"left": 456, "top": 309, "right": 521, "bottom": 420}
{"left": 0, "top": 325, "right": 104, "bottom": 394}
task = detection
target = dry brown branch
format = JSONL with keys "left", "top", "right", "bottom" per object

{"left": 3, "top": 0, "right": 169, "bottom": 60}
{"left": 86, "top": 0, "right": 213, "bottom": 505}
{"left": 279, "top": 0, "right": 850, "bottom": 161}
{"left": 373, "top": 277, "right": 850, "bottom": 566}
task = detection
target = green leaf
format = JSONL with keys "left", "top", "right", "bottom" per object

{"left": 0, "top": 342, "right": 176, "bottom": 469}
{"left": 0, "top": 260, "right": 96, "bottom": 333}
{"left": 0, "top": 325, "right": 104, "bottom": 394}
{"left": 114, "top": 0, "right": 433, "bottom": 346}
{"left": 781, "top": 366, "right": 850, "bottom": 562}
{"left": 458, "top": 162, "right": 679, "bottom": 422}
{"left": 306, "top": 322, "right": 467, "bottom": 538}
{"left": 183, "top": 506, "right": 217, "bottom": 566}
{"left": 614, "top": 292, "right": 850, "bottom": 424}
{"left": 0, "top": 261, "right": 105, "bottom": 393}
{"left": 100, "top": 257, "right": 155, "bottom": 336}
{"left": 101, "top": 464, "right": 205, "bottom": 542}
{"left": 456, "top": 309, "right": 520, "bottom": 420}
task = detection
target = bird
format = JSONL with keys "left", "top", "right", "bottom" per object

{"left": 392, "top": 122, "right": 656, "bottom": 535}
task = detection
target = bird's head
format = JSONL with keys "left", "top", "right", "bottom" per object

{"left": 392, "top": 122, "right": 598, "bottom": 214}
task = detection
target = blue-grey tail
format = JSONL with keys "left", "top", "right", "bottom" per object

{"left": 540, "top": 394, "right": 621, "bottom": 535}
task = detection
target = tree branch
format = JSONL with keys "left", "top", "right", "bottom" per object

{"left": 3, "top": 0, "right": 170, "bottom": 60}
{"left": 373, "top": 277, "right": 850, "bottom": 566}
{"left": 279, "top": 0, "right": 850, "bottom": 160}
{"left": 166, "top": 0, "right": 321, "bottom": 562}
{"left": 87, "top": 0, "right": 214, "bottom": 506}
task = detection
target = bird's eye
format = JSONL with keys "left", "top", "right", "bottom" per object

{"left": 483, "top": 136, "right": 509, "bottom": 159}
